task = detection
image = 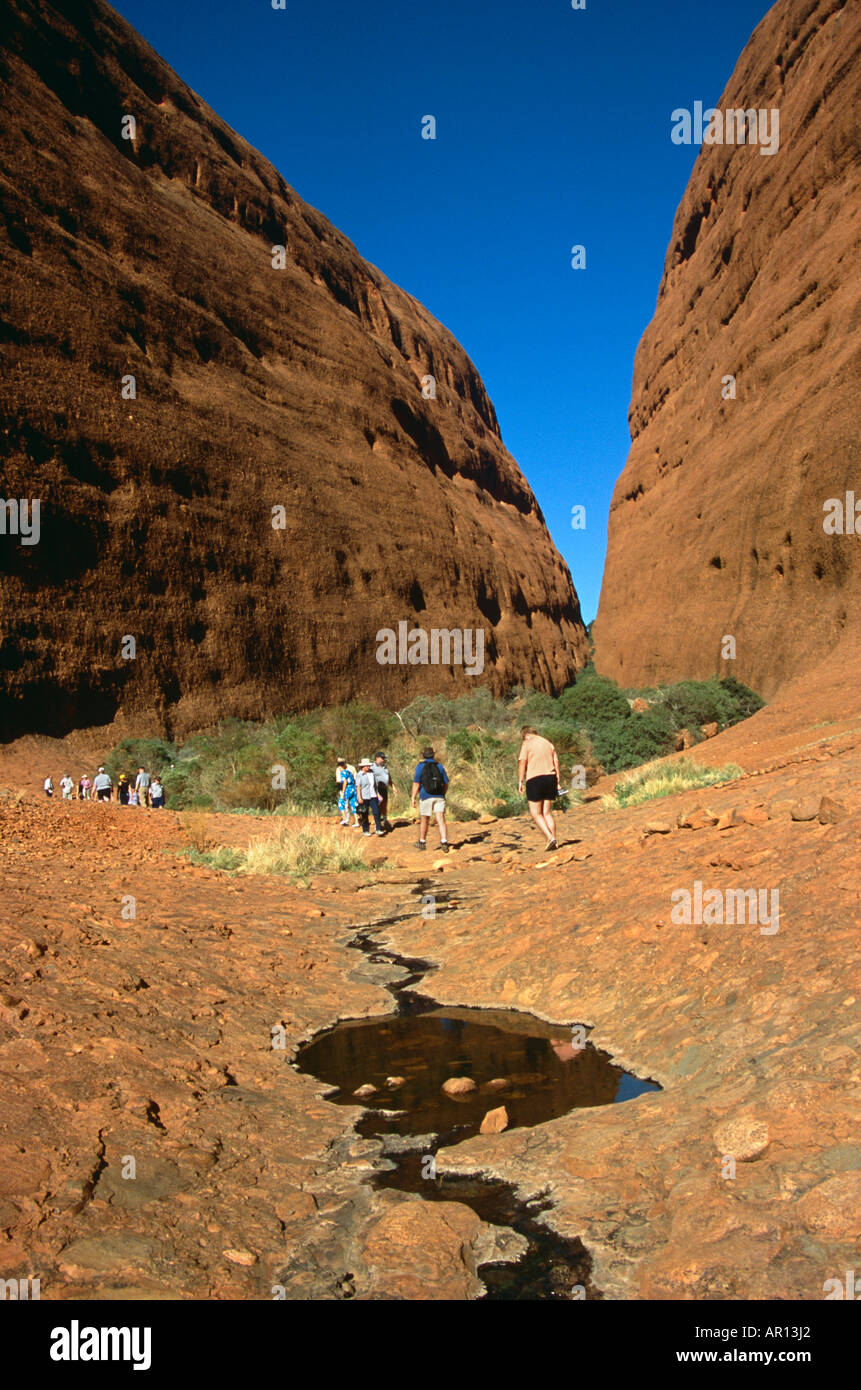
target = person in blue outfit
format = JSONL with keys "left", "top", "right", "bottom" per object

{"left": 411, "top": 745, "right": 450, "bottom": 852}
{"left": 335, "top": 757, "right": 360, "bottom": 828}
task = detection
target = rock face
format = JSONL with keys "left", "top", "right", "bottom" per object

{"left": 0, "top": 0, "right": 586, "bottom": 740}
{"left": 594, "top": 0, "right": 861, "bottom": 699}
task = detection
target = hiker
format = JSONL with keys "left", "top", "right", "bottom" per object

{"left": 372, "top": 753, "right": 397, "bottom": 831}
{"left": 411, "top": 745, "right": 450, "bottom": 852}
{"left": 60, "top": 773, "right": 74, "bottom": 800}
{"left": 79, "top": 774, "right": 92, "bottom": 801}
{"left": 335, "top": 757, "right": 360, "bottom": 828}
{"left": 93, "top": 766, "right": 113, "bottom": 802}
{"left": 517, "top": 726, "right": 561, "bottom": 851}
{"left": 117, "top": 772, "right": 130, "bottom": 805}
{"left": 134, "top": 767, "right": 151, "bottom": 807}
{"left": 150, "top": 776, "right": 165, "bottom": 809}
{"left": 356, "top": 757, "right": 384, "bottom": 836}
{"left": 43, "top": 775, "right": 53, "bottom": 799}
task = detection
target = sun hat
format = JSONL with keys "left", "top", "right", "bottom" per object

{"left": 358, "top": 756, "right": 372, "bottom": 767}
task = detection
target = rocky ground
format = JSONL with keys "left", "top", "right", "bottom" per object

{"left": 1, "top": 646, "right": 859, "bottom": 1300}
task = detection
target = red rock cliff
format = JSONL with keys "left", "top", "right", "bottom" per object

{"left": 594, "top": 0, "right": 860, "bottom": 698}
{"left": 0, "top": 0, "right": 587, "bottom": 739}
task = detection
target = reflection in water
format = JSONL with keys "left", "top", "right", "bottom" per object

{"left": 297, "top": 1006, "right": 659, "bottom": 1145}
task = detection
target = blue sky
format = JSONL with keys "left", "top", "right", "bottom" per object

{"left": 112, "top": 0, "right": 772, "bottom": 623}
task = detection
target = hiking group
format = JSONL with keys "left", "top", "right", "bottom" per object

{"left": 334, "top": 727, "right": 562, "bottom": 853}
{"left": 43, "top": 766, "right": 166, "bottom": 808}
{"left": 335, "top": 747, "right": 451, "bottom": 850}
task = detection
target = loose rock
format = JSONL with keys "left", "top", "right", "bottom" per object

{"left": 442, "top": 1076, "right": 477, "bottom": 1096}
{"left": 480, "top": 1105, "right": 509, "bottom": 1135}
{"left": 713, "top": 1118, "right": 769, "bottom": 1161}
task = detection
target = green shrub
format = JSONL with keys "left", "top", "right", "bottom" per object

{"left": 310, "top": 701, "right": 398, "bottom": 756}
{"left": 557, "top": 675, "right": 631, "bottom": 727}
{"left": 592, "top": 707, "right": 676, "bottom": 773}
{"left": 718, "top": 676, "right": 765, "bottom": 723}
{"left": 661, "top": 680, "right": 729, "bottom": 730}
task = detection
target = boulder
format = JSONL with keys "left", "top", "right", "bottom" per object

{"left": 442, "top": 1077, "right": 477, "bottom": 1096}
{"left": 790, "top": 798, "right": 821, "bottom": 823}
{"left": 701, "top": 723, "right": 719, "bottom": 740}
{"left": 353, "top": 1084, "right": 378, "bottom": 1098}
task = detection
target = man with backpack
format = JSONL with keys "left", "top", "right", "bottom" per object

{"left": 411, "top": 746, "right": 450, "bottom": 852}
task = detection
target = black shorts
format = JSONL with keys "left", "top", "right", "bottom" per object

{"left": 525, "top": 773, "right": 557, "bottom": 803}
{"left": 97, "top": 787, "right": 111, "bottom": 801}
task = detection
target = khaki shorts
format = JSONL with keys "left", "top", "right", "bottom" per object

{"left": 420, "top": 797, "right": 446, "bottom": 817}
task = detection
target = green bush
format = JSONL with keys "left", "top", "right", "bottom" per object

{"left": 516, "top": 690, "right": 559, "bottom": 723}
{"left": 557, "top": 675, "right": 631, "bottom": 726}
{"left": 660, "top": 676, "right": 765, "bottom": 734}
{"left": 661, "top": 680, "right": 728, "bottom": 730}
{"left": 592, "top": 707, "right": 676, "bottom": 773}
{"left": 718, "top": 676, "right": 765, "bottom": 723}
{"left": 309, "top": 701, "right": 398, "bottom": 756}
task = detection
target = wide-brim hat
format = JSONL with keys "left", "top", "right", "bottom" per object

{"left": 358, "top": 757, "right": 372, "bottom": 767}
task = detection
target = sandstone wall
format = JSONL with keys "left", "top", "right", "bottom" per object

{"left": 594, "top": 0, "right": 861, "bottom": 698}
{"left": 0, "top": 0, "right": 587, "bottom": 739}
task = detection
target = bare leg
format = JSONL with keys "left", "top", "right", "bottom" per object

{"left": 542, "top": 801, "right": 557, "bottom": 843}
{"left": 434, "top": 806, "right": 448, "bottom": 845}
{"left": 419, "top": 814, "right": 430, "bottom": 843}
{"left": 528, "top": 800, "right": 550, "bottom": 840}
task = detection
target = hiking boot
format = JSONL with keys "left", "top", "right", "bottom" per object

{"left": 441, "top": 842, "right": 450, "bottom": 853}
{"left": 376, "top": 830, "right": 385, "bottom": 836}
{"left": 416, "top": 840, "right": 426, "bottom": 850}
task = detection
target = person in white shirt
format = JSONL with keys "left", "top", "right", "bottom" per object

{"left": 60, "top": 774, "right": 74, "bottom": 800}
{"left": 356, "top": 758, "right": 384, "bottom": 836}
{"left": 43, "top": 775, "right": 54, "bottom": 799}
{"left": 372, "top": 753, "right": 397, "bottom": 832}
{"left": 92, "top": 767, "right": 113, "bottom": 802}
